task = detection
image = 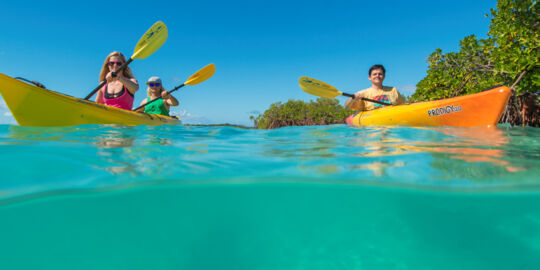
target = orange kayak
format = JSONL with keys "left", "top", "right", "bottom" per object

{"left": 346, "top": 86, "right": 511, "bottom": 127}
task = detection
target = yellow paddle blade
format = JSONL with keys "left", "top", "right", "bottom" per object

{"left": 132, "top": 21, "right": 168, "bottom": 59}
{"left": 298, "top": 76, "right": 342, "bottom": 98}
{"left": 185, "top": 63, "right": 216, "bottom": 85}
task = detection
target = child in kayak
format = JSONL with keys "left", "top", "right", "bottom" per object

{"left": 95, "top": 51, "right": 139, "bottom": 110}
{"left": 135, "top": 76, "right": 179, "bottom": 116}
{"left": 345, "top": 64, "right": 405, "bottom": 110}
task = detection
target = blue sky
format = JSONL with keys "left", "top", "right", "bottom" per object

{"left": 0, "top": 0, "right": 496, "bottom": 125}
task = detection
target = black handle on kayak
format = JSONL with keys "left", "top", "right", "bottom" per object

{"left": 84, "top": 58, "right": 134, "bottom": 100}
{"left": 133, "top": 83, "right": 185, "bottom": 112}
{"left": 343, "top": 92, "right": 392, "bottom": 106}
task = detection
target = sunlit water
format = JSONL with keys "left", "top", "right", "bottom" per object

{"left": 0, "top": 124, "right": 539, "bottom": 269}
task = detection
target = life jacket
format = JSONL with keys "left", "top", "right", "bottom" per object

{"left": 102, "top": 83, "right": 134, "bottom": 110}
{"left": 144, "top": 97, "right": 169, "bottom": 116}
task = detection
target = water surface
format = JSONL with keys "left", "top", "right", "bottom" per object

{"left": 0, "top": 124, "right": 539, "bottom": 269}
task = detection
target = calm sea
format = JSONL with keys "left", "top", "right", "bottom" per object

{"left": 0, "top": 124, "right": 539, "bottom": 269}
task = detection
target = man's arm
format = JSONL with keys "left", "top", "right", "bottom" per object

{"left": 345, "top": 92, "right": 365, "bottom": 110}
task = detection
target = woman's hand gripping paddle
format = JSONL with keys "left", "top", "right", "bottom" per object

{"left": 133, "top": 63, "right": 216, "bottom": 112}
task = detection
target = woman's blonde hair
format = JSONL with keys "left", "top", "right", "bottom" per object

{"left": 99, "top": 51, "right": 134, "bottom": 82}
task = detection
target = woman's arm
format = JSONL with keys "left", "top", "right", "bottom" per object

{"left": 162, "top": 90, "right": 179, "bottom": 106}
{"left": 118, "top": 76, "right": 139, "bottom": 94}
{"left": 135, "top": 98, "right": 147, "bottom": 112}
{"left": 95, "top": 88, "right": 104, "bottom": 104}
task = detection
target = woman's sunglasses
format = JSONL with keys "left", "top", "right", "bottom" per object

{"left": 108, "top": 61, "right": 124, "bottom": 66}
{"left": 149, "top": 83, "right": 161, "bottom": 87}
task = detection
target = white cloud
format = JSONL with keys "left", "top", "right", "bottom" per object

{"left": 397, "top": 84, "right": 417, "bottom": 97}
{"left": 171, "top": 109, "right": 212, "bottom": 125}
{"left": 0, "top": 98, "right": 16, "bottom": 125}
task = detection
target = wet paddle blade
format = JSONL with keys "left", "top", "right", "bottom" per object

{"left": 299, "top": 76, "right": 342, "bottom": 98}
{"left": 132, "top": 21, "right": 168, "bottom": 59}
{"left": 184, "top": 63, "right": 216, "bottom": 85}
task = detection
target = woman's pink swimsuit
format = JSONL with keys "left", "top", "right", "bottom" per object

{"left": 102, "top": 84, "right": 134, "bottom": 110}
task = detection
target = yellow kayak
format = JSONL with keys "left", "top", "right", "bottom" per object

{"left": 346, "top": 86, "right": 511, "bottom": 127}
{"left": 0, "top": 73, "right": 181, "bottom": 127}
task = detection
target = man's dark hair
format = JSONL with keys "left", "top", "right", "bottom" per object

{"left": 369, "top": 64, "right": 386, "bottom": 76}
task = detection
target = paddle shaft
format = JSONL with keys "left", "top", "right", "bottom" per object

{"left": 84, "top": 58, "right": 134, "bottom": 100}
{"left": 342, "top": 92, "right": 392, "bottom": 106}
{"left": 133, "top": 83, "right": 185, "bottom": 111}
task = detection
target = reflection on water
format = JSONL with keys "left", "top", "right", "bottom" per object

{"left": 95, "top": 127, "right": 137, "bottom": 175}
{"left": 94, "top": 127, "right": 175, "bottom": 174}
{"left": 351, "top": 161, "right": 405, "bottom": 177}
{"left": 95, "top": 128, "right": 136, "bottom": 149}
{"left": 346, "top": 126, "right": 526, "bottom": 177}
{"left": 0, "top": 124, "right": 539, "bottom": 201}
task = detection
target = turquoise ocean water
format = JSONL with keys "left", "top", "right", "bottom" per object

{"left": 0, "top": 124, "right": 539, "bottom": 269}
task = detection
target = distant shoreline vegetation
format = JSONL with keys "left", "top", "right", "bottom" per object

{"left": 186, "top": 123, "right": 254, "bottom": 129}
{"left": 251, "top": 98, "right": 354, "bottom": 129}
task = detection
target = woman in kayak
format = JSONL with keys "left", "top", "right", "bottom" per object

{"left": 345, "top": 64, "right": 405, "bottom": 110}
{"left": 95, "top": 51, "right": 139, "bottom": 110}
{"left": 135, "top": 76, "right": 179, "bottom": 116}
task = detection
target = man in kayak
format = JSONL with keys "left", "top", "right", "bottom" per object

{"left": 95, "top": 52, "right": 139, "bottom": 110}
{"left": 135, "top": 76, "right": 179, "bottom": 116}
{"left": 345, "top": 64, "right": 405, "bottom": 110}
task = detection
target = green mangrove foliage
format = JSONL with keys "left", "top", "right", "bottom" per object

{"left": 253, "top": 98, "right": 355, "bottom": 129}
{"left": 412, "top": 0, "right": 539, "bottom": 126}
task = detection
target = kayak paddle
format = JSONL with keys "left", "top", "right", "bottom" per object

{"left": 84, "top": 21, "right": 168, "bottom": 100}
{"left": 299, "top": 76, "right": 392, "bottom": 106}
{"left": 133, "top": 63, "right": 216, "bottom": 111}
